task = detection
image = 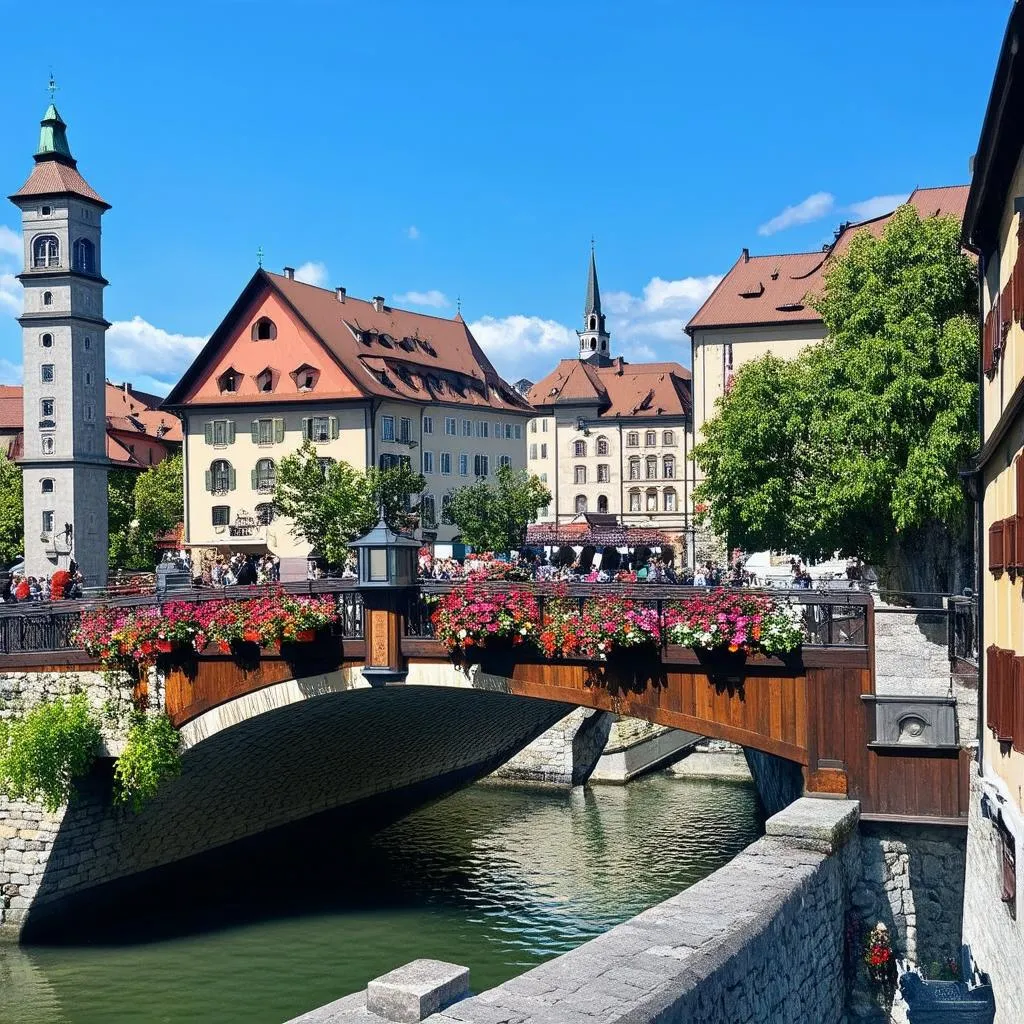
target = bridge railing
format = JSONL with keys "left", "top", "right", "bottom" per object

{"left": 406, "top": 583, "right": 870, "bottom": 648}
{"left": 0, "top": 581, "right": 365, "bottom": 655}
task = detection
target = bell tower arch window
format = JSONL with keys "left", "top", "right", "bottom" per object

{"left": 73, "top": 238, "right": 95, "bottom": 274}
{"left": 32, "top": 235, "right": 60, "bottom": 268}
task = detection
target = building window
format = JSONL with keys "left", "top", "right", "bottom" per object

{"left": 421, "top": 494, "right": 437, "bottom": 528}
{"left": 663, "top": 455, "right": 675, "bottom": 479}
{"left": 41, "top": 364, "right": 54, "bottom": 383}
{"left": 41, "top": 205, "right": 51, "bottom": 216}
{"left": 254, "top": 458, "right": 276, "bottom": 493}
{"left": 212, "top": 505, "right": 230, "bottom": 527}
{"left": 256, "top": 369, "right": 273, "bottom": 393}
{"left": 530, "top": 420, "right": 537, "bottom": 434}
{"left": 423, "top": 416, "right": 433, "bottom": 435}
{"left": 42, "top": 511, "right": 54, "bottom": 534}
{"left": 474, "top": 454, "right": 489, "bottom": 477}
{"left": 382, "top": 415, "right": 395, "bottom": 441}
{"left": 317, "top": 457, "right": 335, "bottom": 478}
{"left": 208, "top": 459, "right": 234, "bottom": 493}
{"left": 540, "top": 443, "right": 548, "bottom": 458}
{"left": 597, "top": 495, "right": 608, "bottom": 513}
{"left": 42, "top": 291, "right": 53, "bottom": 306}
{"left": 445, "top": 417, "right": 457, "bottom": 436}
{"left": 462, "top": 418, "right": 472, "bottom": 436}
{"left": 72, "top": 238, "right": 95, "bottom": 274}
{"left": 500, "top": 455, "right": 512, "bottom": 469}
{"left": 218, "top": 369, "right": 239, "bottom": 393}
{"left": 664, "top": 489, "right": 677, "bottom": 512}
{"left": 645, "top": 430, "right": 656, "bottom": 447}
{"left": 41, "top": 478, "right": 54, "bottom": 493}
{"left": 251, "top": 317, "right": 277, "bottom": 341}
{"left": 575, "top": 495, "right": 587, "bottom": 514}
{"left": 206, "top": 419, "right": 236, "bottom": 446}
{"left": 540, "top": 472, "right": 547, "bottom": 483}
{"left": 575, "top": 465, "right": 587, "bottom": 484}
{"left": 32, "top": 235, "right": 59, "bottom": 268}
{"left": 84, "top": 336, "right": 91, "bottom": 351}
{"left": 663, "top": 430, "right": 675, "bottom": 446}
{"left": 626, "top": 431, "right": 639, "bottom": 447}
{"left": 574, "top": 440, "right": 587, "bottom": 457}
{"left": 458, "top": 452, "right": 468, "bottom": 476}
{"left": 542, "top": 419, "right": 548, "bottom": 433}
{"left": 596, "top": 436, "right": 609, "bottom": 456}
{"left": 84, "top": 402, "right": 95, "bottom": 423}
{"left": 646, "top": 489, "right": 658, "bottom": 511}
{"left": 475, "top": 421, "right": 489, "bottom": 438}
{"left": 597, "top": 464, "right": 610, "bottom": 483}
{"left": 514, "top": 424, "right": 522, "bottom": 439}
{"left": 41, "top": 333, "right": 53, "bottom": 348}
{"left": 84, "top": 371, "right": 93, "bottom": 385}
{"left": 256, "top": 503, "right": 276, "bottom": 525}
{"left": 40, "top": 398, "right": 54, "bottom": 419}
{"left": 41, "top": 435, "right": 54, "bottom": 455}
{"left": 304, "top": 416, "right": 334, "bottom": 442}
{"left": 530, "top": 444, "right": 538, "bottom": 460}
{"left": 252, "top": 418, "right": 281, "bottom": 445}
{"left": 629, "top": 457, "right": 641, "bottom": 481}
{"left": 440, "top": 452, "right": 452, "bottom": 475}
{"left": 400, "top": 417, "right": 412, "bottom": 442}
{"left": 646, "top": 456, "right": 658, "bottom": 479}
{"left": 441, "top": 493, "right": 454, "bottom": 524}
{"left": 629, "top": 489, "right": 641, "bottom": 512}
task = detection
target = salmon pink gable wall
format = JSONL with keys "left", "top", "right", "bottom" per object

{"left": 183, "top": 288, "right": 363, "bottom": 404}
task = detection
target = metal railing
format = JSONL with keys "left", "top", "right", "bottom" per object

{"left": 947, "top": 596, "right": 979, "bottom": 668}
{"left": 0, "top": 581, "right": 365, "bottom": 654}
{"left": 407, "top": 583, "right": 870, "bottom": 647}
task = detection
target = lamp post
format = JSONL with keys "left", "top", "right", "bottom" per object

{"left": 349, "top": 513, "right": 421, "bottom": 686}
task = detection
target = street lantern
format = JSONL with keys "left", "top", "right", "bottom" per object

{"left": 350, "top": 513, "right": 420, "bottom": 589}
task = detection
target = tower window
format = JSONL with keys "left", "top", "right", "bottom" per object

{"left": 41, "top": 206, "right": 51, "bottom": 216}
{"left": 40, "top": 399, "right": 54, "bottom": 419}
{"left": 41, "top": 479, "right": 54, "bottom": 494}
{"left": 42, "top": 511, "right": 55, "bottom": 534}
{"left": 84, "top": 403, "right": 95, "bottom": 423}
{"left": 590, "top": 339, "right": 597, "bottom": 351}
{"left": 251, "top": 317, "right": 277, "bottom": 341}
{"left": 73, "top": 238, "right": 96, "bottom": 274}
{"left": 41, "top": 435, "right": 55, "bottom": 455}
{"left": 32, "top": 235, "right": 59, "bottom": 268}
{"left": 42, "top": 291, "right": 53, "bottom": 306}
{"left": 41, "top": 333, "right": 53, "bottom": 348}
{"left": 590, "top": 316, "right": 597, "bottom": 330}
{"left": 84, "top": 336, "right": 92, "bottom": 351}
{"left": 41, "top": 364, "right": 55, "bottom": 383}
{"left": 84, "top": 371, "right": 93, "bottom": 385}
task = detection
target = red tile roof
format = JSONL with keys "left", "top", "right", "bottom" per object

{"left": 9, "top": 159, "right": 109, "bottom": 209}
{"left": 527, "top": 357, "right": 691, "bottom": 419}
{"left": 687, "top": 186, "right": 970, "bottom": 332}
{"left": 0, "top": 386, "right": 22, "bottom": 431}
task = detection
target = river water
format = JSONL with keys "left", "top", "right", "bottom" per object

{"left": 0, "top": 773, "right": 761, "bottom": 1024}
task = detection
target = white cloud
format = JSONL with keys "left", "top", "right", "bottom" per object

{"left": 0, "top": 272, "right": 22, "bottom": 315}
{"left": 468, "top": 314, "right": 577, "bottom": 380}
{"left": 757, "top": 192, "right": 835, "bottom": 236}
{"left": 845, "top": 192, "right": 910, "bottom": 222}
{"left": 294, "top": 261, "right": 328, "bottom": 287}
{"left": 395, "top": 289, "right": 449, "bottom": 309}
{"left": 0, "top": 226, "right": 20, "bottom": 259}
{"left": 406, "top": 225, "right": 420, "bottom": 241}
{"left": 605, "top": 274, "right": 722, "bottom": 343}
{"left": 106, "top": 316, "right": 207, "bottom": 387}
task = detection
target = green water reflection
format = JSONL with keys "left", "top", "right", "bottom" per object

{"left": 0, "top": 774, "right": 762, "bottom": 1024}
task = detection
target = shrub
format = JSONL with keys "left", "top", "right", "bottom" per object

{"left": 113, "top": 712, "right": 181, "bottom": 812}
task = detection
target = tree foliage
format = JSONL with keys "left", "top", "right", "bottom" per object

{"left": 273, "top": 442, "right": 426, "bottom": 566}
{"left": 108, "top": 454, "right": 185, "bottom": 570}
{"left": 446, "top": 466, "right": 551, "bottom": 552}
{"left": 693, "top": 205, "right": 979, "bottom": 564}
{"left": 113, "top": 712, "right": 181, "bottom": 812}
{"left": 0, "top": 452, "right": 23, "bottom": 566}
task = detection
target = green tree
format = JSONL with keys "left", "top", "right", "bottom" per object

{"left": 446, "top": 465, "right": 551, "bottom": 552}
{"left": 0, "top": 452, "right": 24, "bottom": 566}
{"left": 693, "top": 205, "right": 978, "bottom": 572}
{"left": 274, "top": 443, "right": 426, "bottom": 566}
{"left": 108, "top": 454, "right": 184, "bottom": 570}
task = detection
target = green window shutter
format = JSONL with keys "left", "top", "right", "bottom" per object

{"left": 330, "top": 416, "right": 339, "bottom": 439}
{"left": 227, "top": 421, "right": 236, "bottom": 444}
{"left": 301, "top": 418, "right": 310, "bottom": 441}
{"left": 251, "top": 420, "right": 260, "bottom": 443}
{"left": 204, "top": 469, "right": 212, "bottom": 492}
{"left": 251, "top": 468, "right": 258, "bottom": 489}
{"left": 204, "top": 422, "right": 214, "bottom": 445}
{"left": 274, "top": 418, "right": 285, "bottom": 443}
{"left": 229, "top": 467, "right": 237, "bottom": 491}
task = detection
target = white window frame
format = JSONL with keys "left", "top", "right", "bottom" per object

{"left": 445, "top": 416, "right": 457, "bottom": 436}
{"left": 423, "top": 416, "right": 433, "bottom": 435}
{"left": 423, "top": 451, "right": 434, "bottom": 474}
{"left": 440, "top": 452, "right": 452, "bottom": 475}
{"left": 382, "top": 415, "right": 396, "bottom": 442}
{"left": 459, "top": 452, "right": 469, "bottom": 476}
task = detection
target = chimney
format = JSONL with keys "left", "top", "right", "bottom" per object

{"left": 123, "top": 382, "right": 131, "bottom": 394}
{"left": 336, "top": 286, "right": 347, "bottom": 303}
{"left": 372, "top": 295, "right": 385, "bottom": 313}
{"left": 741, "top": 247, "right": 749, "bottom": 263}
{"left": 283, "top": 266, "right": 295, "bottom": 280}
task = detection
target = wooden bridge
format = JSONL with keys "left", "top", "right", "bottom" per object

{"left": 0, "top": 582, "right": 970, "bottom": 825}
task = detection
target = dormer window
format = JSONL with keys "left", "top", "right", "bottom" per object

{"left": 251, "top": 317, "right": 277, "bottom": 341}
{"left": 291, "top": 364, "right": 320, "bottom": 391}
{"left": 256, "top": 368, "right": 274, "bottom": 393}
{"left": 218, "top": 368, "right": 241, "bottom": 393}
{"left": 32, "top": 235, "right": 60, "bottom": 269}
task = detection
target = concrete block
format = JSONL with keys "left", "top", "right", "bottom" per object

{"left": 765, "top": 797, "right": 859, "bottom": 854}
{"left": 365, "top": 959, "right": 470, "bottom": 1022}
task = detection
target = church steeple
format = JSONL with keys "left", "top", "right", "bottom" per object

{"left": 577, "top": 244, "right": 610, "bottom": 365}
{"left": 35, "top": 104, "right": 76, "bottom": 166}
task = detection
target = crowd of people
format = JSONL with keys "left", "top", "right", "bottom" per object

{"left": 202, "top": 552, "right": 281, "bottom": 587}
{"left": 1, "top": 568, "right": 85, "bottom": 602}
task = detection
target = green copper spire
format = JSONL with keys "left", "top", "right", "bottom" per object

{"left": 35, "top": 103, "right": 76, "bottom": 165}
{"left": 584, "top": 245, "right": 601, "bottom": 316}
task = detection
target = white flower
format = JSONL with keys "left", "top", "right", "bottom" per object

{"left": 458, "top": 629, "right": 468, "bottom": 639}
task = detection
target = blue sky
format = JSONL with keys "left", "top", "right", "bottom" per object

{"left": 0, "top": 1, "right": 1010, "bottom": 394}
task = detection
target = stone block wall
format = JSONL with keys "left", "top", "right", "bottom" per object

{"left": 492, "top": 707, "right": 614, "bottom": 786}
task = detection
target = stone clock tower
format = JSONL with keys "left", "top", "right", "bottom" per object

{"left": 9, "top": 100, "right": 111, "bottom": 585}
